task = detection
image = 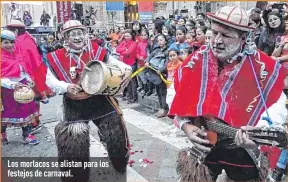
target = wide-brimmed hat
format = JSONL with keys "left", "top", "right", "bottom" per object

{"left": 7, "top": 20, "right": 26, "bottom": 28}
{"left": 61, "top": 20, "right": 87, "bottom": 36}
{"left": 207, "top": 6, "right": 254, "bottom": 32}
{"left": 1, "top": 30, "right": 16, "bottom": 40}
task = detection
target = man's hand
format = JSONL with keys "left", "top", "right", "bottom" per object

{"left": 234, "top": 126, "right": 259, "bottom": 149}
{"left": 120, "top": 69, "right": 132, "bottom": 89}
{"left": 67, "top": 84, "right": 82, "bottom": 95}
{"left": 182, "top": 123, "right": 211, "bottom": 152}
{"left": 144, "top": 62, "right": 149, "bottom": 68}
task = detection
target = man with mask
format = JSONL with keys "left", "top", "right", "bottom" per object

{"left": 169, "top": 6, "right": 287, "bottom": 182}
{"left": 35, "top": 20, "right": 132, "bottom": 182}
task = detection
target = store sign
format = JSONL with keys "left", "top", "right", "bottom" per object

{"left": 56, "top": 1, "right": 71, "bottom": 23}
{"left": 138, "top": 2, "right": 154, "bottom": 23}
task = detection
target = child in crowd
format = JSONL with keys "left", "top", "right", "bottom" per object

{"left": 136, "top": 29, "right": 149, "bottom": 94}
{"left": 166, "top": 49, "right": 183, "bottom": 129}
{"left": 110, "top": 40, "right": 120, "bottom": 60}
{"left": 205, "top": 28, "right": 213, "bottom": 45}
{"left": 186, "top": 30, "right": 196, "bottom": 46}
{"left": 181, "top": 46, "right": 193, "bottom": 60}
{"left": 168, "top": 26, "right": 189, "bottom": 52}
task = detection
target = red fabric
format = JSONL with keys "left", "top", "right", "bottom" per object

{"left": 260, "top": 146, "right": 281, "bottom": 169}
{"left": 116, "top": 40, "right": 137, "bottom": 66}
{"left": 14, "top": 32, "right": 42, "bottom": 79}
{"left": 170, "top": 47, "right": 286, "bottom": 128}
{"left": 1, "top": 49, "right": 21, "bottom": 78}
{"left": 136, "top": 40, "right": 148, "bottom": 66}
{"left": 135, "top": 35, "right": 141, "bottom": 44}
{"left": 45, "top": 42, "right": 106, "bottom": 84}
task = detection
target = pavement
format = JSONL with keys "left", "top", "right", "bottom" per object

{"left": 2, "top": 95, "right": 287, "bottom": 182}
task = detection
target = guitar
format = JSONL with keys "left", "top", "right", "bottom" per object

{"left": 189, "top": 117, "right": 288, "bottom": 163}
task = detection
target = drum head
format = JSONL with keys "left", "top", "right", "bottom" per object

{"left": 81, "top": 61, "right": 104, "bottom": 95}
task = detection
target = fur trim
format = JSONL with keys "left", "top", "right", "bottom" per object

{"left": 176, "top": 148, "right": 212, "bottom": 182}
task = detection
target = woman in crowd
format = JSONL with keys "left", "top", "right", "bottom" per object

{"left": 162, "top": 24, "right": 176, "bottom": 47}
{"left": 23, "top": 11, "right": 33, "bottom": 26}
{"left": 258, "top": 8, "right": 285, "bottom": 55}
{"left": 116, "top": 29, "right": 138, "bottom": 103}
{"left": 132, "top": 21, "right": 142, "bottom": 43}
{"left": 1, "top": 30, "right": 40, "bottom": 145}
{"left": 195, "top": 26, "right": 208, "bottom": 46}
{"left": 144, "top": 34, "right": 169, "bottom": 118}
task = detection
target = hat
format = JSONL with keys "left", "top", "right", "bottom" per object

{"left": 1, "top": 30, "right": 16, "bottom": 40}
{"left": 207, "top": 6, "right": 254, "bottom": 32}
{"left": 61, "top": 20, "right": 86, "bottom": 36}
{"left": 7, "top": 20, "right": 26, "bottom": 28}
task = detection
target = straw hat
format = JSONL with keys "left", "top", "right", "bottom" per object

{"left": 7, "top": 20, "right": 26, "bottom": 28}
{"left": 1, "top": 30, "right": 16, "bottom": 40}
{"left": 61, "top": 20, "right": 87, "bottom": 36}
{"left": 207, "top": 6, "right": 254, "bottom": 32}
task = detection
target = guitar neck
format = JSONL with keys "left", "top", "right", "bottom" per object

{"left": 205, "top": 120, "right": 238, "bottom": 138}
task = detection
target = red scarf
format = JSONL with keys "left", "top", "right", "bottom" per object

{"left": 1, "top": 49, "right": 24, "bottom": 78}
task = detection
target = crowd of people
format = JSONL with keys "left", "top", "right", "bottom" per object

{"left": 1, "top": 2, "right": 288, "bottom": 182}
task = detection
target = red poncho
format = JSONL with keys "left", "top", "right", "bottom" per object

{"left": 169, "top": 47, "right": 285, "bottom": 128}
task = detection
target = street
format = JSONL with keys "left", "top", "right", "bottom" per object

{"left": 2, "top": 96, "right": 287, "bottom": 182}
{"left": 2, "top": 96, "right": 190, "bottom": 182}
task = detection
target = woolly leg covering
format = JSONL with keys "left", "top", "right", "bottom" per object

{"left": 93, "top": 113, "right": 130, "bottom": 174}
{"left": 55, "top": 121, "right": 90, "bottom": 182}
{"left": 176, "top": 148, "right": 213, "bottom": 182}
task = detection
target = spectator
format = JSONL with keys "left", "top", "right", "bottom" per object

{"left": 136, "top": 29, "right": 149, "bottom": 94}
{"left": 258, "top": 8, "right": 285, "bottom": 55}
{"left": 132, "top": 21, "right": 142, "bottom": 43}
{"left": 168, "top": 26, "right": 189, "bottom": 54}
{"left": 162, "top": 24, "right": 176, "bottom": 47}
{"left": 23, "top": 11, "right": 33, "bottom": 27}
{"left": 40, "top": 10, "right": 51, "bottom": 26}
{"left": 144, "top": 34, "right": 169, "bottom": 118}
{"left": 116, "top": 29, "right": 138, "bottom": 103}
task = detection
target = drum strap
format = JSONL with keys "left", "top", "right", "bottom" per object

{"left": 107, "top": 96, "right": 123, "bottom": 116}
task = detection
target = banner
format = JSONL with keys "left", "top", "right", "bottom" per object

{"left": 106, "top": 2, "right": 124, "bottom": 11}
{"left": 138, "top": 2, "right": 154, "bottom": 22}
{"left": 56, "top": 1, "right": 71, "bottom": 24}
{"left": 138, "top": 1, "right": 154, "bottom": 12}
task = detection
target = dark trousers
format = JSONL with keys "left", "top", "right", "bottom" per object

{"left": 1, "top": 125, "right": 31, "bottom": 138}
{"left": 127, "top": 77, "right": 138, "bottom": 100}
{"left": 127, "top": 63, "right": 138, "bottom": 100}
{"left": 155, "top": 81, "right": 168, "bottom": 110}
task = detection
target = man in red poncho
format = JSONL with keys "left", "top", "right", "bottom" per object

{"left": 7, "top": 20, "right": 49, "bottom": 134}
{"left": 169, "top": 6, "right": 287, "bottom": 182}
{"left": 35, "top": 20, "right": 133, "bottom": 182}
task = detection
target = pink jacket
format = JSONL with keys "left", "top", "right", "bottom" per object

{"left": 116, "top": 39, "right": 137, "bottom": 66}
{"left": 136, "top": 40, "right": 148, "bottom": 66}
{"left": 14, "top": 32, "right": 42, "bottom": 79}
